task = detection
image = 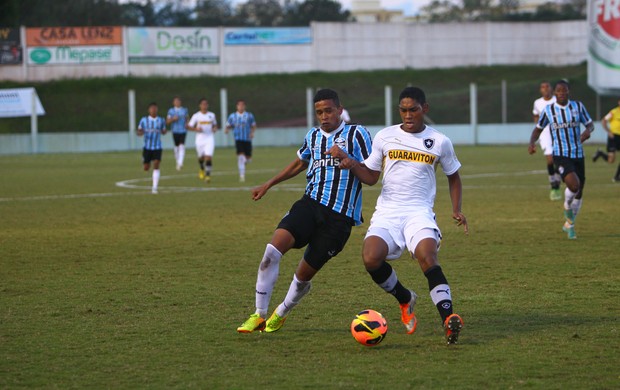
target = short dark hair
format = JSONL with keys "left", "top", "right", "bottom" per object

{"left": 198, "top": 98, "right": 208, "bottom": 104}
{"left": 237, "top": 99, "right": 245, "bottom": 104}
{"left": 148, "top": 102, "right": 157, "bottom": 108}
{"left": 313, "top": 89, "right": 340, "bottom": 106}
{"left": 399, "top": 87, "right": 426, "bottom": 105}
{"left": 555, "top": 79, "right": 570, "bottom": 89}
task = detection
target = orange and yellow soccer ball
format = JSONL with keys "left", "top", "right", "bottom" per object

{"left": 350, "top": 309, "right": 388, "bottom": 346}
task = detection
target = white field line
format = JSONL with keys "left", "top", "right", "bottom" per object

{"left": 1, "top": 169, "right": 613, "bottom": 203}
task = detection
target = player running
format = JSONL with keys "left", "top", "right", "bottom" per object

{"left": 137, "top": 102, "right": 167, "bottom": 194}
{"left": 533, "top": 81, "right": 562, "bottom": 200}
{"left": 236, "top": 89, "right": 372, "bottom": 334}
{"left": 593, "top": 97, "right": 620, "bottom": 182}
{"left": 225, "top": 99, "right": 257, "bottom": 182}
{"left": 329, "top": 87, "right": 467, "bottom": 345}
{"left": 529, "top": 80, "right": 595, "bottom": 239}
{"left": 166, "top": 96, "right": 189, "bottom": 171}
{"left": 187, "top": 98, "right": 218, "bottom": 182}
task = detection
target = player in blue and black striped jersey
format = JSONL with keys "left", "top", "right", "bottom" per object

{"left": 529, "top": 80, "right": 594, "bottom": 239}
{"left": 237, "top": 89, "right": 373, "bottom": 334}
{"left": 137, "top": 102, "right": 167, "bottom": 194}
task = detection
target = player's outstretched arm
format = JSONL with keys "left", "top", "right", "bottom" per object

{"left": 528, "top": 127, "right": 543, "bottom": 155}
{"left": 326, "top": 145, "right": 380, "bottom": 185}
{"left": 447, "top": 171, "right": 468, "bottom": 235}
{"left": 251, "top": 158, "right": 309, "bottom": 201}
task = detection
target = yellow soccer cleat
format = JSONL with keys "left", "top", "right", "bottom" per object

{"left": 264, "top": 311, "right": 287, "bottom": 333}
{"left": 236, "top": 313, "right": 266, "bottom": 333}
{"left": 198, "top": 169, "right": 205, "bottom": 180}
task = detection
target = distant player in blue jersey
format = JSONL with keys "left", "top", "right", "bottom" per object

{"left": 225, "top": 100, "right": 256, "bottom": 182}
{"left": 137, "top": 102, "right": 167, "bottom": 194}
{"left": 528, "top": 80, "right": 595, "bottom": 239}
{"left": 166, "top": 96, "right": 189, "bottom": 171}
{"left": 237, "top": 89, "right": 373, "bottom": 333}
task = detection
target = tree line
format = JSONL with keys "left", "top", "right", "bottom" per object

{"left": 0, "top": 0, "right": 586, "bottom": 28}
{"left": 0, "top": 0, "right": 351, "bottom": 27}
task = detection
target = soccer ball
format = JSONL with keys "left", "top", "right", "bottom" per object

{"left": 350, "top": 309, "right": 388, "bottom": 346}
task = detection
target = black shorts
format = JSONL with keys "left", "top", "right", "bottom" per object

{"left": 172, "top": 132, "right": 187, "bottom": 146}
{"left": 142, "top": 148, "right": 162, "bottom": 164}
{"left": 606, "top": 134, "right": 620, "bottom": 153}
{"left": 235, "top": 140, "right": 252, "bottom": 157}
{"left": 553, "top": 156, "right": 585, "bottom": 184}
{"left": 277, "top": 195, "right": 354, "bottom": 271}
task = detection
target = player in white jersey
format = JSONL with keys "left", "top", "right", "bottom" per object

{"left": 532, "top": 81, "right": 561, "bottom": 200}
{"left": 329, "top": 87, "right": 468, "bottom": 345}
{"left": 187, "top": 98, "right": 218, "bottom": 182}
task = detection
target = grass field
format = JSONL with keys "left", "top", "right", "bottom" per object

{"left": 1, "top": 145, "right": 619, "bottom": 388}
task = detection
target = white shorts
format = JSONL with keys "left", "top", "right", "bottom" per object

{"left": 196, "top": 134, "right": 214, "bottom": 157}
{"left": 365, "top": 209, "right": 441, "bottom": 260}
{"left": 539, "top": 127, "right": 553, "bottom": 156}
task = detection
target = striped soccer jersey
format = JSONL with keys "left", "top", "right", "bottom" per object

{"left": 537, "top": 100, "right": 593, "bottom": 159}
{"left": 297, "top": 121, "right": 372, "bottom": 225}
{"left": 138, "top": 116, "right": 166, "bottom": 150}
{"left": 166, "top": 106, "right": 188, "bottom": 134}
{"left": 227, "top": 111, "right": 256, "bottom": 141}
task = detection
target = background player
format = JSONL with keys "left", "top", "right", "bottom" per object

{"left": 236, "top": 89, "right": 372, "bottom": 334}
{"left": 593, "top": 97, "right": 620, "bottom": 182}
{"left": 532, "top": 81, "right": 561, "bottom": 200}
{"left": 329, "top": 87, "right": 467, "bottom": 345}
{"left": 166, "top": 96, "right": 189, "bottom": 171}
{"left": 528, "top": 80, "right": 594, "bottom": 239}
{"left": 187, "top": 98, "right": 218, "bottom": 182}
{"left": 225, "top": 99, "right": 256, "bottom": 182}
{"left": 137, "top": 102, "right": 167, "bottom": 194}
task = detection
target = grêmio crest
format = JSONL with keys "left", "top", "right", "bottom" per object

{"left": 423, "top": 138, "right": 435, "bottom": 150}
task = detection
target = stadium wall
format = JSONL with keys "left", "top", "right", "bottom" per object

{"left": 1, "top": 21, "right": 587, "bottom": 82}
{"left": 0, "top": 122, "right": 606, "bottom": 155}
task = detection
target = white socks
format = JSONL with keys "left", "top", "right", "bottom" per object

{"left": 178, "top": 144, "right": 185, "bottom": 167}
{"left": 237, "top": 154, "right": 246, "bottom": 177}
{"left": 378, "top": 269, "right": 398, "bottom": 292}
{"left": 564, "top": 188, "right": 577, "bottom": 210}
{"left": 152, "top": 169, "right": 160, "bottom": 191}
{"left": 255, "top": 244, "right": 282, "bottom": 317}
{"left": 571, "top": 198, "right": 582, "bottom": 220}
{"left": 276, "top": 274, "right": 312, "bottom": 317}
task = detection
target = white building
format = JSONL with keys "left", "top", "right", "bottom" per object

{"left": 351, "top": 0, "right": 405, "bottom": 23}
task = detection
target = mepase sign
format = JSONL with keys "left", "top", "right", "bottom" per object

{"left": 27, "top": 45, "right": 122, "bottom": 65}
{"left": 127, "top": 27, "right": 219, "bottom": 64}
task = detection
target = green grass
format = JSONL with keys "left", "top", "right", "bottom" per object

{"left": 0, "top": 63, "right": 616, "bottom": 133}
{"left": 1, "top": 145, "right": 619, "bottom": 388}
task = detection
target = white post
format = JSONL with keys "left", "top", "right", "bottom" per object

{"left": 306, "top": 87, "right": 313, "bottom": 128}
{"left": 30, "top": 89, "right": 38, "bottom": 154}
{"left": 385, "top": 85, "right": 392, "bottom": 127}
{"left": 501, "top": 79, "right": 507, "bottom": 124}
{"left": 470, "top": 83, "right": 478, "bottom": 145}
{"left": 220, "top": 88, "right": 228, "bottom": 123}
{"left": 128, "top": 89, "right": 136, "bottom": 150}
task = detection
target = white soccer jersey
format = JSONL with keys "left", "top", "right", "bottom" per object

{"left": 532, "top": 96, "right": 556, "bottom": 118}
{"left": 189, "top": 111, "right": 217, "bottom": 143}
{"left": 533, "top": 96, "right": 556, "bottom": 155}
{"left": 363, "top": 124, "right": 461, "bottom": 212}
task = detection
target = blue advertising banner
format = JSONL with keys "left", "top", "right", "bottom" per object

{"left": 224, "top": 28, "right": 311, "bottom": 45}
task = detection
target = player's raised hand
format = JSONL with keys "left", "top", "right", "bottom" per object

{"left": 452, "top": 212, "right": 469, "bottom": 235}
{"left": 251, "top": 183, "right": 269, "bottom": 201}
